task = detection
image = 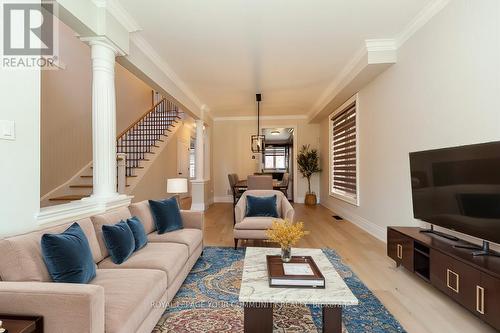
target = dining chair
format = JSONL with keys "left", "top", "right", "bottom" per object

{"left": 247, "top": 175, "right": 273, "bottom": 190}
{"left": 278, "top": 172, "right": 289, "bottom": 196}
{"left": 228, "top": 173, "right": 243, "bottom": 225}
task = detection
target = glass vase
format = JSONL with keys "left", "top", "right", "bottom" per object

{"left": 281, "top": 246, "right": 292, "bottom": 262}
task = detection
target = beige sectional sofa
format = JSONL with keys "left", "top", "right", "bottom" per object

{"left": 0, "top": 200, "right": 204, "bottom": 333}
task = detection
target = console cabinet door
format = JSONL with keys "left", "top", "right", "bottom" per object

{"left": 387, "top": 229, "right": 414, "bottom": 271}
{"left": 477, "top": 273, "right": 500, "bottom": 329}
{"left": 430, "top": 249, "right": 480, "bottom": 311}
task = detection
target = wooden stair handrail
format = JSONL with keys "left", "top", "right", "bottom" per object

{"left": 116, "top": 98, "right": 170, "bottom": 139}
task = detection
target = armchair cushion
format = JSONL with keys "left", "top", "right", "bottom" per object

{"left": 149, "top": 197, "right": 183, "bottom": 234}
{"left": 245, "top": 195, "right": 279, "bottom": 218}
{"left": 41, "top": 223, "right": 96, "bottom": 284}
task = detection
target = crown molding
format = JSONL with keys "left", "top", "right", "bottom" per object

{"left": 307, "top": 39, "right": 396, "bottom": 122}
{"left": 365, "top": 39, "right": 397, "bottom": 52}
{"left": 396, "top": 0, "right": 451, "bottom": 48}
{"left": 213, "top": 115, "right": 308, "bottom": 122}
{"left": 130, "top": 33, "right": 205, "bottom": 112}
{"left": 89, "top": 0, "right": 141, "bottom": 33}
{"left": 307, "top": 0, "right": 450, "bottom": 123}
{"left": 106, "top": 0, "right": 142, "bottom": 33}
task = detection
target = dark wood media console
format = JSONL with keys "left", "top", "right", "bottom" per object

{"left": 387, "top": 227, "right": 500, "bottom": 330}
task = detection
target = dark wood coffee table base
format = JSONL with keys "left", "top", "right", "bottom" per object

{"left": 0, "top": 315, "right": 43, "bottom": 333}
{"left": 243, "top": 303, "right": 342, "bottom": 333}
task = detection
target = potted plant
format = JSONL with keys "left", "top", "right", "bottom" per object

{"left": 297, "top": 144, "right": 321, "bottom": 205}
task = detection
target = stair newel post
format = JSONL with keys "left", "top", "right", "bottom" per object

{"left": 117, "top": 153, "right": 126, "bottom": 194}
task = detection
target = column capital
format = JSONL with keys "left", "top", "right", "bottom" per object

{"left": 80, "top": 36, "right": 126, "bottom": 56}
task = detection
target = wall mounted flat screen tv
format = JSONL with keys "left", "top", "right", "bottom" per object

{"left": 409, "top": 141, "right": 500, "bottom": 244}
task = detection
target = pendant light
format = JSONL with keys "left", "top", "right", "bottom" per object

{"left": 251, "top": 93, "right": 265, "bottom": 153}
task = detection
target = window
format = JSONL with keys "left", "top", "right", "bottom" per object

{"left": 329, "top": 94, "right": 359, "bottom": 205}
{"left": 263, "top": 146, "right": 288, "bottom": 170}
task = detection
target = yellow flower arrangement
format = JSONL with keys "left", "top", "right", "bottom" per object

{"left": 266, "top": 220, "right": 309, "bottom": 249}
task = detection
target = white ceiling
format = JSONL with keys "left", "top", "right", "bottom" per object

{"left": 119, "top": 0, "right": 433, "bottom": 117}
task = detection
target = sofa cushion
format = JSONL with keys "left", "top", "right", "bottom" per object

{"left": 102, "top": 221, "right": 135, "bottom": 265}
{"left": 235, "top": 217, "right": 283, "bottom": 230}
{"left": 148, "top": 198, "right": 183, "bottom": 234}
{"left": 97, "top": 243, "right": 188, "bottom": 283}
{"left": 0, "top": 218, "right": 102, "bottom": 282}
{"left": 245, "top": 194, "right": 279, "bottom": 218}
{"left": 126, "top": 217, "right": 148, "bottom": 251}
{"left": 41, "top": 223, "right": 97, "bottom": 283}
{"left": 147, "top": 229, "right": 202, "bottom": 256}
{"left": 91, "top": 207, "right": 132, "bottom": 259}
{"left": 129, "top": 200, "right": 156, "bottom": 234}
{"left": 91, "top": 269, "right": 167, "bottom": 333}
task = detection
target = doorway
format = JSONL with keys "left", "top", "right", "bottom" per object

{"left": 260, "top": 127, "right": 295, "bottom": 201}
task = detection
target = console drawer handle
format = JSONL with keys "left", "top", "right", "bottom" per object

{"left": 476, "top": 285, "right": 485, "bottom": 314}
{"left": 446, "top": 269, "right": 459, "bottom": 293}
{"left": 397, "top": 244, "right": 403, "bottom": 259}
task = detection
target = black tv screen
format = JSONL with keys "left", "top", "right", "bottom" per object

{"left": 409, "top": 141, "right": 500, "bottom": 244}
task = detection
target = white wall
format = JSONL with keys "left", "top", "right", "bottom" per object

{"left": 213, "top": 118, "right": 320, "bottom": 203}
{"left": 320, "top": 0, "right": 500, "bottom": 243}
{"left": 0, "top": 69, "right": 41, "bottom": 237}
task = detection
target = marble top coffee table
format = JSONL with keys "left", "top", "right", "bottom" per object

{"left": 239, "top": 247, "right": 358, "bottom": 333}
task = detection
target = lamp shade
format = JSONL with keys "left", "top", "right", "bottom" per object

{"left": 167, "top": 178, "right": 188, "bottom": 194}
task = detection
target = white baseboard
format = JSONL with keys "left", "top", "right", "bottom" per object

{"left": 320, "top": 201, "right": 386, "bottom": 243}
{"left": 214, "top": 195, "right": 233, "bottom": 203}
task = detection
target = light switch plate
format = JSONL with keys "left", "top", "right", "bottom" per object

{"left": 0, "top": 120, "right": 16, "bottom": 140}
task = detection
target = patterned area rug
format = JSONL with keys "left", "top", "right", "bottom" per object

{"left": 153, "top": 247, "right": 406, "bottom": 333}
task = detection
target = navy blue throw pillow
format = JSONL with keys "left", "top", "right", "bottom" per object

{"left": 41, "top": 223, "right": 96, "bottom": 284}
{"left": 245, "top": 195, "right": 279, "bottom": 218}
{"left": 126, "top": 216, "right": 148, "bottom": 251}
{"left": 102, "top": 221, "right": 135, "bottom": 264}
{"left": 148, "top": 197, "right": 183, "bottom": 234}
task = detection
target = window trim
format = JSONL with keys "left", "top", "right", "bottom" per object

{"left": 329, "top": 94, "right": 360, "bottom": 206}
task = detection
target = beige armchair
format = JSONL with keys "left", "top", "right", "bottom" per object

{"left": 233, "top": 190, "right": 294, "bottom": 249}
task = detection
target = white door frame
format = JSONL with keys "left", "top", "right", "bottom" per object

{"left": 260, "top": 125, "right": 298, "bottom": 202}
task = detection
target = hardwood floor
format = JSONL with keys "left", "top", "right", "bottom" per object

{"left": 202, "top": 202, "right": 495, "bottom": 333}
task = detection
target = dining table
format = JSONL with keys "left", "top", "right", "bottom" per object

{"left": 234, "top": 179, "right": 283, "bottom": 190}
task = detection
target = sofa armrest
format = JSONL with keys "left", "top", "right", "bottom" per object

{"left": 282, "top": 198, "right": 295, "bottom": 222}
{"left": 0, "top": 282, "right": 104, "bottom": 333}
{"left": 181, "top": 210, "right": 204, "bottom": 230}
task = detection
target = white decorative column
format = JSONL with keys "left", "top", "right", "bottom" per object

{"left": 81, "top": 37, "right": 130, "bottom": 208}
{"left": 195, "top": 119, "right": 204, "bottom": 180}
{"left": 191, "top": 119, "right": 207, "bottom": 211}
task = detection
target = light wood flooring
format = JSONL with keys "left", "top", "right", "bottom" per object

{"left": 200, "top": 202, "right": 495, "bottom": 333}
